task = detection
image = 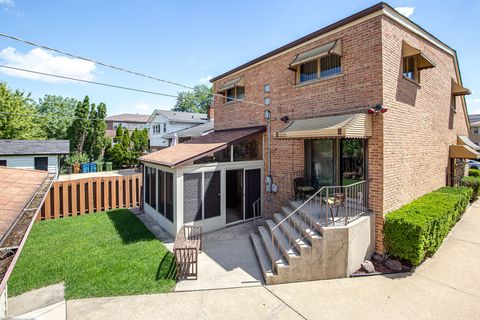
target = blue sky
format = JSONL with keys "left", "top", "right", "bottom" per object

{"left": 0, "top": 0, "right": 479, "bottom": 116}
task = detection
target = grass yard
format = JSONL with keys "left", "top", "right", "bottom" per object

{"left": 8, "top": 209, "right": 176, "bottom": 299}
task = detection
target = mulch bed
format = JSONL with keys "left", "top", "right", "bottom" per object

{"left": 351, "top": 257, "right": 413, "bottom": 277}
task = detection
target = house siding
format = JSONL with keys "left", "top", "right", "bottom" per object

{"left": 0, "top": 155, "right": 59, "bottom": 176}
{"left": 149, "top": 114, "right": 205, "bottom": 148}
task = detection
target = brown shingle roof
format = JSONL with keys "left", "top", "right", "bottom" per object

{"left": 0, "top": 168, "right": 48, "bottom": 244}
{"left": 140, "top": 126, "right": 265, "bottom": 168}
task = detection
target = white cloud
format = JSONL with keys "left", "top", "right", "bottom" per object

{"left": 395, "top": 6, "right": 415, "bottom": 18}
{"left": 0, "top": 47, "right": 96, "bottom": 83}
{"left": 199, "top": 75, "right": 213, "bottom": 84}
{"left": 0, "top": 0, "right": 14, "bottom": 7}
{"left": 133, "top": 102, "right": 152, "bottom": 113}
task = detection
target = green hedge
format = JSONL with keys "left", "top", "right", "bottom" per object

{"left": 469, "top": 169, "right": 480, "bottom": 177}
{"left": 461, "top": 176, "right": 480, "bottom": 201}
{"left": 384, "top": 186, "right": 472, "bottom": 266}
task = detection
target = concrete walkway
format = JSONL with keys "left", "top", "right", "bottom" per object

{"left": 66, "top": 201, "right": 480, "bottom": 319}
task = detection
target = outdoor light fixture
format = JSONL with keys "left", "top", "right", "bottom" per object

{"left": 368, "top": 104, "right": 388, "bottom": 114}
{"left": 281, "top": 115, "right": 289, "bottom": 123}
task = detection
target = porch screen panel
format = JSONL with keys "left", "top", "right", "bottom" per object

{"left": 245, "top": 169, "right": 261, "bottom": 219}
{"left": 157, "top": 170, "right": 165, "bottom": 215}
{"left": 165, "top": 172, "right": 174, "bottom": 222}
{"left": 183, "top": 173, "right": 202, "bottom": 223}
{"left": 145, "top": 166, "right": 151, "bottom": 205}
{"left": 150, "top": 168, "right": 157, "bottom": 210}
{"left": 204, "top": 171, "right": 221, "bottom": 219}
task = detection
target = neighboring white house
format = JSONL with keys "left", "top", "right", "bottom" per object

{"left": 163, "top": 120, "right": 214, "bottom": 145}
{"left": 147, "top": 110, "right": 208, "bottom": 150}
{"left": 0, "top": 140, "right": 69, "bottom": 179}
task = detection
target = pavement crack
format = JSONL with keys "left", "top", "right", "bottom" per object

{"left": 262, "top": 285, "right": 308, "bottom": 320}
{"left": 416, "top": 273, "right": 480, "bottom": 300}
{"left": 449, "top": 236, "right": 480, "bottom": 246}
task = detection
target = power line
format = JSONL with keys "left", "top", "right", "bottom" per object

{"left": 0, "top": 64, "right": 179, "bottom": 98}
{"left": 0, "top": 32, "right": 265, "bottom": 107}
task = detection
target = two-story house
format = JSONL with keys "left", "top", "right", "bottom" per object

{"left": 468, "top": 114, "right": 480, "bottom": 146}
{"left": 147, "top": 110, "right": 208, "bottom": 150}
{"left": 105, "top": 113, "right": 150, "bottom": 139}
{"left": 140, "top": 2, "right": 472, "bottom": 284}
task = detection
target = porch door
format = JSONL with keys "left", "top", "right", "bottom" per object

{"left": 226, "top": 169, "right": 244, "bottom": 224}
{"left": 245, "top": 169, "right": 261, "bottom": 220}
{"left": 308, "top": 139, "right": 335, "bottom": 189}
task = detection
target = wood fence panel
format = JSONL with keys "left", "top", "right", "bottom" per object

{"left": 125, "top": 176, "right": 131, "bottom": 208}
{"left": 96, "top": 179, "right": 101, "bottom": 212}
{"left": 53, "top": 183, "right": 60, "bottom": 219}
{"left": 62, "top": 182, "right": 69, "bottom": 218}
{"left": 79, "top": 180, "right": 85, "bottom": 215}
{"left": 132, "top": 176, "right": 137, "bottom": 207}
{"left": 71, "top": 182, "right": 77, "bottom": 216}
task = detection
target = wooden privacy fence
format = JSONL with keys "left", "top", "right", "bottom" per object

{"left": 37, "top": 174, "right": 143, "bottom": 221}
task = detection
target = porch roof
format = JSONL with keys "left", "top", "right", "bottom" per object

{"left": 275, "top": 113, "right": 372, "bottom": 139}
{"left": 140, "top": 126, "right": 265, "bottom": 168}
{"left": 450, "top": 135, "right": 480, "bottom": 160}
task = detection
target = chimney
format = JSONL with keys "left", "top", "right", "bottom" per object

{"left": 207, "top": 106, "right": 214, "bottom": 119}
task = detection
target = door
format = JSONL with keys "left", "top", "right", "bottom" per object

{"left": 245, "top": 169, "right": 261, "bottom": 220}
{"left": 308, "top": 140, "right": 334, "bottom": 188}
{"left": 226, "top": 169, "right": 244, "bottom": 224}
{"left": 34, "top": 157, "right": 49, "bottom": 171}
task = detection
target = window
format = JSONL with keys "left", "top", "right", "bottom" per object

{"left": 162, "top": 123, "right": 167, "bottom": 133}
{"left": 155, "top": 169, "right": 174, "bottom": 222}
{"left": 153, "top": 124, "right": 164, "bottom": 134}
{"left": 264, "top": 97, "right": 270, "bottom": 105}
{"left": 474, "top": 127, "right": 479, "bottom": 135}
{"left": 403, "top": 56, "right": 419, "bottom": 82}
{"left": 298, "top": 54, "right": 341, "bottom": 84}
{"left": 0, "top": 160, "right": 6, "bottom": 167}
{"left": 183, "top": 172, "right": 203, "bottom": 223}
{"left": 224, "top": 86, "right": 245, "bottom": 103}
{"left": 264, "top": 84, "right": 270, "bottom": 93}
{"left": 34, "top": 157, "right": 48, "bottom": 171}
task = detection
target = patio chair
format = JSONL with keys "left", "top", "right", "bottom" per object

{"left": 293, "top": 177, "right": 315, "bottom": 201}
{"left": 326, "top": 193, "right": 345, "bottom": 225}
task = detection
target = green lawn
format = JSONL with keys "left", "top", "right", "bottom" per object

{"left": 9, "top": 209, "right": 176, "bottom": 299}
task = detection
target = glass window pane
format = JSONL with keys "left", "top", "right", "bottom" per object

{"left": 204, "top": 171, "right": 221, "bottom": 219}
{"left": 165, "top": 172, "right": 174, "bottom": 222}
{"left": 341, "top": 139, "right": 365, "bottom": 185}
{"left": 145, "top": 166, "right": 150, "bottom": 205}
{"left": 183, "top": 173, "right": 202, "bottom": 223}
{"left": 226, "top": 88, "right": 235, "bottom": 102}
{"left": 300, "top": 60, "right": 318, "bottom": 82}
{"left": 233, "top": 135, "right": 262, "bottom": 161}
{"left": 311, "top": 139, "right": 334, "bottom": 188}
{"left": 151, "top": 168, "right": 156, "bottom": 210}
{"left": 403, "top": 56, "right": 415, "bottom": 80}
{"left": 236, "top": 86, "right": 245, "bottom": 100}
{"left": 320, "top": 55, "right": 341, "bottom": 77}
{"left": 158, "top": 170, "right": 165, "bottom": 215}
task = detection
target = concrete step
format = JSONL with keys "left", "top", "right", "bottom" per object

{"left": 288, "top": 200, "right": 324, "bottom": 233}
{"left": 266, "top": 220, "right": 300, "bottom": 262}
{"left": 282, "top": 207, "right": 322, "bottom": 240}
{"left": 258, "top": 226, "right": 288, "bottom": 274}
{"left": 250, "top": 233, "right": 276, "bottom": 283}
{"left": 273, "top": 213, "right": 311, "bottom": 254}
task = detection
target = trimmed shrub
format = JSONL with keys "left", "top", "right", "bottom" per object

{"left": 461, "top": 176, "right": 480, "bottom": 201}
{"left": 384, "top": 187, "right": 471, "bottom": 266}
{"left": 469, "top": 169, "right": 480, "bottom": 177}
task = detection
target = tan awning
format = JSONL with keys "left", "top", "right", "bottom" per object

{"left": 452, "top": 80, "right": 471, "bottom": 96}
{"left": 217, "top": 76, "right": 244, "bottom": 92}
{"left": 289, "top": 39, "right": 342, "bottom": 69}
{"left": 457, "top": 135, "right": 480, "bottom": 151}
{"left": 140, "top": 126, "right": 265, "bottom": 168}
{"left": 276, "top": 113, "right": 372, "bottom": 139}
{"left": 449, "top": 145, "right": 480, "bottom": 159}
{"left": 402, "top": 41, "right": 435, "bottom": 70}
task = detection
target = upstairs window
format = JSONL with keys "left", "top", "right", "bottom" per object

{"left": 217, "top": 76, "right": 245, "bottom": 104}
{"left": 290, "top": 39, "right": 343, "bottom": 85}
{"left": 403, "top": 56, "right": 418, "bottom": 82}
{"left": 474, "top": 127, "right": 479, "bottom": 135}
{"left": 402, "top": 41, "right": 435, "bottom": 84}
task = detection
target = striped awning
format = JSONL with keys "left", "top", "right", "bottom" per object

{"left": 449, "top": 136, "right": 480, "bottom": 159}
{"left": 276, "top": 113, "right": 372, "bottom": 139}
{"left": 452, "top": 80, "right": 471, "bottom": 96}
{"left": 402, "top": 41, "right": 435, "bottom": 70}
{"left": 217, "top": 76, "right": 244, "bottom": 92}
{"left": 289, "top": 39, "right": 342, "bottom": 69}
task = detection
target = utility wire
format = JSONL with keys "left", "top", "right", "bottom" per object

{"left": 0, "top": 64, "right": 178, "bottom": 98}
{"left": 0, "top": 32, "right": 265, "bottom": 107}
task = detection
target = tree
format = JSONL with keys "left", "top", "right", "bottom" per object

{"left": 0, "top": 82, "right": 44, "bottom": 139}
{"left": 173, "top": 84, "right": 213, "bottom": 114}
{"left": 67, "top": 96, "right": 90, "bottom": 154}
{"left": 36, "top": 95, "right": 78, "bottom": 140}
{"left": 131, "top": 128, "right": 148, "bottom": 153}
{"left": 107, "top": 143, "right": 126, "bottom": 169}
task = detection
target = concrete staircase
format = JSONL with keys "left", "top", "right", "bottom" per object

{"left": 250, "top": 200, "right": 374, "bottom": 285}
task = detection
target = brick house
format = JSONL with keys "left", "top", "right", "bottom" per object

{"left": 105, "top": 113, "right": 150, "bottom": 139}
{"left": 140, "top": 2, "right": 472, "bottom": 283}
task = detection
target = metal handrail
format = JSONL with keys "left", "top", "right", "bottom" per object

{"left": 269, "top": 180, "right": 367, "bottom": 272}
{"left": 252, "top": 197, "right": 262, "bottom": 220}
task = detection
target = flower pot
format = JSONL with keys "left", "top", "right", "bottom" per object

{"left": 67, "top": 166, "right": 73, "bottom": 174}
{"left": 73, "top": 163, "right": 81, "bottom": 173}
{"left": 105, "top": 162, "right": 113, "bottom": 171}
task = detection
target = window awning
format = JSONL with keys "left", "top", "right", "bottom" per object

{"left": 289, "top": 39, "right": 342, "bottom": 69}
{"left": 217, "top": 76, "right": 245, "bottom": 93}
{"left": 276, "top": 113, "right": 372, "bottom": 139}
{"left": 140, "top": 126, "right": 265, "bottom": 168}
{"left": 449, "top": 136, "right": 480, "bottom": 159}
{"left": 402, "top": 41, "right": 436, "bottom": 70}
{"left": 457, "top": 135, "right": 480, "bottom": 151}
{"left": 452, "top": 80, "right": 471, "bottom": 96}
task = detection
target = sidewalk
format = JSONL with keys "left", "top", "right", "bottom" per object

{"left": 67, "top": 201, "right": 480, "bottom": 319}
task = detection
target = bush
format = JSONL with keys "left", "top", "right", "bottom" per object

{"left": 469, "top": 169, "right": 480, "bottom": 177}
{"left": 460, "top": 176, "right": 480, "bottom": 201}
{"left": 384, "top": 186, "right": 471, "bottom": 266}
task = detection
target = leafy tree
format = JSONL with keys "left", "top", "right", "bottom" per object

{"left": 85, "top": 102, "right": 109, "bottom": 160}
{"left": 36, "top": 95, "right": 77, "bottom": 140}
{"left": 67, "top": 96, "right": 90, "bottom": 154}
{"left": 0, "top": 82, "right": 44, "bottom": 139}
{"left": 113, "top": 125, "right": 124, "bottom": 144}
{"left": 107, "top": 143, "right": 126, "bottom": 169}
{"left": 122, "top": 127, "right": 131, "bottom": 150}
{"left": 131, "top": 128, "right": 148, "bottom": 153}
{"left": 173, "top": 84, "right": 213, "bottom": 114}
